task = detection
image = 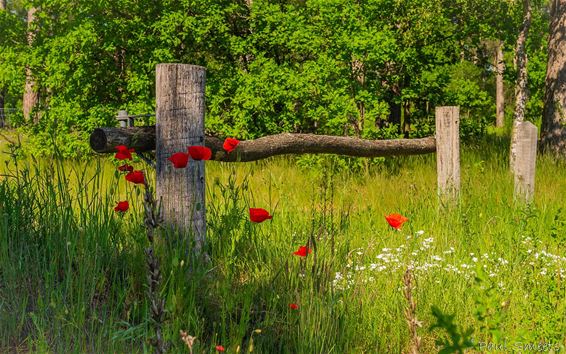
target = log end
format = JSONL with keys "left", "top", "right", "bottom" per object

{"left": 90, "top": 128, "right": 108, "bottom": 153}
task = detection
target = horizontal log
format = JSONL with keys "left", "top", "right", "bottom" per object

{"left": 90, "top": 126, "right": 437, "bottom": 162}
{"left": 90, "top": 126, "right": 156, "bottom": 153}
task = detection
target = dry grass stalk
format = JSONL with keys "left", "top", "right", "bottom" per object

{"left": 403, "top": 268, "right": 422, "bottom": 354}
{"left": 143, "top": 179, "right": 167, "bottom": 353}
{"left": 179, "top": 330, "right": 196, "bottom": 354}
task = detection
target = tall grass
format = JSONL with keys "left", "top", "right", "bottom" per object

{"left": 0, "top": 135, "right": 564, "bottom": 353}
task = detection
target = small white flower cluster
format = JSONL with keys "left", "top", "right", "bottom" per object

{"left": 332, "top": 233, "right": 565, "bottom": 291}
{"left": 520, "top": 236, "right": 565, "bottom": 279}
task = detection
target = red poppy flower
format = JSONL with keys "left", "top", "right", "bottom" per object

{"left": 117, "top": 164, "right": 134, "bottom": 173}
{"left": 249, "top": 208, "right": 272, "bottom": 223}
{"left": 223, "top": 138, "right": 240, "bottom": 153}
{"left": 289, "top": 303, "right": 299, "bottom": 310}
{"left": 168, "top": 152, "right": 190, "bottom": 168}
{"left": 125, "top": 170, "right": 145, "bottom": 184}
{"left": 187, "top": 146, "right": 212, "bottom": 161}
{"left": 215, "top": 345, "right": 225, "bottom": 352}
{"left": 114, "top": 201, "right": 129, "bottom": 212}
{"left": 385, "top": 213, "right": 408, "bottom": 230}
{"left": 293, "top": 246, "right": 312, "bottom": 257}
{"left": 115, "top": 145, "right": 134, "bottom": 160}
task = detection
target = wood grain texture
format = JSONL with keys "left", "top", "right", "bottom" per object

{"left": 436, "top": 106, "right": 460, "bottom": 202}
{"left": 90, "top": 128, "right": 436, "bottom": 160}
{"left": 541, "top": 0, "right": 566, "bottom": 156}
{"left": 90, "top": 126, "right": 156, "bottom": 152}
{"left": 513, "top": 121, "right": 537, "bottom": 202}
{"left": 155, "top": 64, "right": 207, "bottom": 255}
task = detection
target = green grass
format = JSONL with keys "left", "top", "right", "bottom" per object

{"left": 0, "top": 134, "right": 564, "bottom": 353}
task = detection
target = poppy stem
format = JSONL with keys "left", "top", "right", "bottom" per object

{"left": 142, "top": 178, "right": 168, "bottom": 353}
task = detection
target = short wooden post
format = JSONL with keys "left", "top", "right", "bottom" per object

{"left": 117, "top": 110, "right": 128, "bottom": 128}
{"left": 436, "top": 106, "right": 460, "bottom": 203}
{"left": 156, "top": 64, "right": 207, "bottom": 255}
{"left": 513, "top": 121, "right": 537, "bottom": 202}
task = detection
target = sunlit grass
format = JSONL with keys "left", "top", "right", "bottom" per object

{"left": 0, "top": 133, "right": 564, "bottom": 353}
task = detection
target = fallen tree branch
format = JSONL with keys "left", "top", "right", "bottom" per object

{"left": 90, "top": 126, "right": 436, "bottom": 162}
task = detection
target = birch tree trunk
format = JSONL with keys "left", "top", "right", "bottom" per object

{"left": 0, "top": 0, "right": 5, "bottom": 10}
{"left": 510, "top": 0, "right": 532, "bottom": 171}
{"left": 495, "top": 40, "right": 505, "bottom": 128}
{"left": 23, "top": 7, "right": 39, "bottom": 123}
{"left": 541, "top": 0, "right": 566, "bottom": 156}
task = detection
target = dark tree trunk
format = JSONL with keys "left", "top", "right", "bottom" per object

{"left": 403, "top": 102, "right": 411, "bottom": 138}
{"left": 389, "top": 100, "right": 402, "bottom": 128}
{"left": 541, "top": 0, "right": 566, "bottom": 156}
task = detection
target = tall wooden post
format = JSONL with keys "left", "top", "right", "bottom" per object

{"left": 436, "top": 106, "right": 460, "bottom": 203}
{"left": 156, "top": 64, "right": 207, "bottom": 255}
{"left": 513, "top": 121, "right": 537, "bottom": 202}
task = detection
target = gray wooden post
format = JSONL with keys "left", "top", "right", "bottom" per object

{"left": 117, "top": 110, "right": 128, "bottom": 128}
{"left": 156, "top": 64, "right": 207, "bottom": 256}
{"left": 513, "top": 121, "right": 537, "bottom": 203}
{"left": 436, "top": 106, "right": 460, "bottom": 202}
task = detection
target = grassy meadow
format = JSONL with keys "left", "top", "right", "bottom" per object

{"left": 0, "top": 133, "right": 565, "bottom": 353}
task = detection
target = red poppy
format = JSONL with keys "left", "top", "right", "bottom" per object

{"left": 188, "top": 146, "right": 212, "bottom": 160}
{"left": 215, "top": 345, "right": 225, "bottom": 352}
{"left": 117, "top": 164, "right": 134, "bottom": 173}
{"left": 385, "top": 213, "right": 408, "bottom": 230}
{"left": 289, "top": 303, "right": 299, "bottom": 310}
{"left": 125, "top": 170, "right": 145, "bottom": 184}
{"left": 115, "top": 145, "right": 134, "bottom": 160}
{"left": 293, "top": 246, "right": 312, "bottom": 257}
{"left": 223, "top": 138, "right": 240, "bottom": 153}
{"left": 249, "top": 208, "right": 272, "bottom": 223}
{"left": 168, "top": 152, "right": 190, "bottom": 168}
{"left": 114, "top": 201, "right": 129, "bottom": 212}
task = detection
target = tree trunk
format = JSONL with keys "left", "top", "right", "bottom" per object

{"left": 403, "top": 102, "right": 411, "bottom": 138}
{"left": 1, "top": 0, "right": 6, "bottom": 120}
{"left": 495, "top": 40, "right": 505, "bottom": 128}
{"left": 510, "top": 0, "right": 532, "bottom": 171}
{"left": 541, "top": 0, "right": 566, "bottom": 156}
{"left": 352, "top": 58, "right": 365, "bottom": 137}
{"left": 0, "top": 91, "right": 4, "bottom": 128}
{"left": 23, "top": 7, "right": 39, "bottom": 123}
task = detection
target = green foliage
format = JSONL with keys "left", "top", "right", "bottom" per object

{"left": 0, "top": 0, "right": 550, "bottom": 157}
{"left": 444, "top": 62, "right": 493, "bottom": 140}
{"left": 429, "top": 306, "right": 476, "bottom": 354}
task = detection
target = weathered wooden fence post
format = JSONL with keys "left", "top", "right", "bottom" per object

{"left": 156, "top": 64, "right": 207, "bottom": 255}
{"left": 513, "top": 121, "right": 537, "bottom": 202}
{"left": 436, "top": 106, "right": 460, "bottom": 203}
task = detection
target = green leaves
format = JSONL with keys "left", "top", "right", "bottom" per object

{"left": 0, "top": 0, "right": 548, "bottom": 157}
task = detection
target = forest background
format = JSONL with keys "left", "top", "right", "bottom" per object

{"left": 0, "top": 0, "right": 556, "bottom": 157}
